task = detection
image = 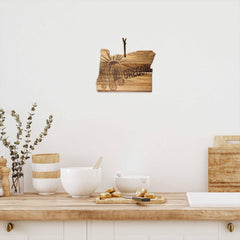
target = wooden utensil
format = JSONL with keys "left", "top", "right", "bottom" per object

{"left": 208, "top": 136, "right": 240, "bottom": 192}
{"left": 93, "top": 157, "right": 103, "bottom": 169}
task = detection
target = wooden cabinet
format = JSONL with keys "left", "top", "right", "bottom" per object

{"left": 0, "top": 220, "right": 239, "bottom": 240}
{"left": 0, "top": 221, "right": 86, "bottom": 240}
{"left": 87, "top": 221, "right": 233, "bottom": 240}
{"left": 219, "top": 221, "right": 240, "bottom": 240}
{"left": 0, "top": 221, "right": 63, "bottom": 240}
{"left": 64, "top": 221, "right": 86, "bottom": 240}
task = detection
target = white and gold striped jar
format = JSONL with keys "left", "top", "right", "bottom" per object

{"left": 32, "top": 153, "right": 60, "bottom": 195}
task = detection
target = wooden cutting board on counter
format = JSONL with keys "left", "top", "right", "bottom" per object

{"left": 208, "top": 136, "right": 240, "bottom": 192}
{"left": 96, "top": 196, "right": 167, "bottom": 204}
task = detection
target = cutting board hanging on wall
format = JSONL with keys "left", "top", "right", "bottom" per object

{"left": 96, "top": 38, "right": 155, "bottom": 92}
{"left": 208, "top": 136, "right": 240, "bottom": 192}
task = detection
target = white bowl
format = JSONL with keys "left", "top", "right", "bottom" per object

{"left": 61, "top": 167, "right": 101, "bottom": 198}
{"left": 115, "top": 175, "right": 150, "bottom": 194}
{"left": 33, "top": 178, "right": 60, "bottom": 195}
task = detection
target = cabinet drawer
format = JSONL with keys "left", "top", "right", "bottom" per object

{"left": 0, "top": 221, "right": 63, "bottom": 240}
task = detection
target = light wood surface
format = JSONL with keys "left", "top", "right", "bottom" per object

{"left": 96, "top": 196, "right": 166, "bottom": 204}
{"left": 96, "top": 49, "right": 155, "bottom": 92}
{"left": 214, "top": 135, "right": 240, "bottom": 148}
{"left": 32, "top": 170, "right": 60, "bottom": 179}
{"left": 1, "top": 193, "right": 240, "bottom": 221}
{"left": 32, "top": 153, "right": 60, "bottom": 164}
{"left": 208, "top": 135, "right": 240, "bottom": 192}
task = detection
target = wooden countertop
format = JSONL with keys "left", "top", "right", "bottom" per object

{"left": 0, "top": 192, "right": 240, "bottom": 221}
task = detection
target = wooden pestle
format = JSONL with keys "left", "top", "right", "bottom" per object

{"left": 1, "top": 167, "right": 11, "bottom": 196}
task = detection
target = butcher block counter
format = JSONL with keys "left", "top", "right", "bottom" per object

{"left": 0, "top": 192, "right": 239, "bottom": 221}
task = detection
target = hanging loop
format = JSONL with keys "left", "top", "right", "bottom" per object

{"left": 122, "top": 38, "right": 127, "bottom": 57}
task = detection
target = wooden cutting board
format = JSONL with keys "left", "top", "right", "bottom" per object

{"left": 208, "top": 136, "right": 240, "bottom": 192}
{"left": 96, "top": 196, "right": 166, "bottom": 204}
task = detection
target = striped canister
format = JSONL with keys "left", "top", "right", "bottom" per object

{"left": 32, "top": 153, "right": 60, "bottom": 195}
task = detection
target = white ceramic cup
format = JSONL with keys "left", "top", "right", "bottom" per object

{"left": 32, "top": 153, "right": 60, "bottom": 195}
{"left": 61, "top": 167, "right": 101, "bottom": 198}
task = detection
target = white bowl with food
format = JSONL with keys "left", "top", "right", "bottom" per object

{"left": 115, "top": 175, "right": 150, "bottom": 195}
{"left": 61, "top": 167, "right": 101, "bottom": 198}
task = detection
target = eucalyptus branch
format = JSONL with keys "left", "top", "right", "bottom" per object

{"left": 29, "top": 114, "right": 53, "bottom": 151}
{"left": 0, "top": 109, "right": 18, "bottom": 160}
{"left": 20, "top": 103, "right": 37, "bottom": 165}
{"left": 11, "top": 110, "right": 23, "bottom": 146}
{"left": 0, "top": 104, "right": 54, "bottom": 194}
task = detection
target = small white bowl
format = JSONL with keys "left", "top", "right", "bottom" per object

{"left": 33, "top": 178, "right": 60, "bottom": 195}
{"left": 61, "top": 167, "right": 101, "bottom": 198}
{"left": 115, "top": 175, "right": 150, "bottom": 194}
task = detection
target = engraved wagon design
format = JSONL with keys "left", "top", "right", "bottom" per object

{"left": 96, "top": 49, "right": 155, "bottom": 92}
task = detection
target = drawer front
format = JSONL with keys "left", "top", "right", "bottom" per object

{"left": 0, "top": 221, "right": 63, "bottom": 240}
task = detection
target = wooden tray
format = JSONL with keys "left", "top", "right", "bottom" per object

{"left": 96, "top": 196, "right": 167, "bottom": 204}
{"left": 208, "top": 136, "right": 240, "bottom": 192}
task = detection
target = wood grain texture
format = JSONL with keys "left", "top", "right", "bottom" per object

{"left": 96, "top": 49, "right": 155, "bottom": 92}
{"left": 1, "top": 193, "right": 240, "bottom": 221}
{"left": 96, "top": 196, "right": 166, "bottom": 204}
{"left": 32, "top": 170, "right": 60, "bottom": 179}
{"left": 208, "top": 136, "right": 240, "bottom": 192}
{"left": 32, "top": 153, "right": 60, "bottom": 164}
{"left": 214, "top": 136, "right": 240, "bottom": 148}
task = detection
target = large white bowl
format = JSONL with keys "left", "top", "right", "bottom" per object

{"left": 61, "top": 167, "right": 101, "bottom": 198}
{"left": 115, "top": 175, "right": 150, "bottom": 195}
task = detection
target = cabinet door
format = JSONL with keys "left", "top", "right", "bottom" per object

{"left": 64, "top": 221, "right": 86, "bottom": 240}
{"left": 183, "top": 221, "right": 219, "bottom": 240}
{"left": 219, "top": 221, "right": 240, "bottom": 240}
{"left": 115, "top": 221, "right": 219, "bottom": 240}
{"left": 87, "top": 221, "right": 114, "bottom": 240}
{"left": 89, "top": 220, "right": 219, "bottom": 240}
{"left": 115, "top": 221, "right": 183, "bottom": 240}
{"left": 0, "top": 221, "right": 63, "bottom": 240}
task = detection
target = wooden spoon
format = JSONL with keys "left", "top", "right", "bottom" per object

{"left": 93, "top": 157, "right": 103, "bottom": 169}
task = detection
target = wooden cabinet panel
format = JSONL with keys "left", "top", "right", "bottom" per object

{"left": 116, "top": 236, "right": 148, "bottom": 240}
{"left": 150, "top": 236, "right": 183, "bottom": 240}
{"left": 219, "top": 221, "right": 240, "bottom": 240}
{"left": 0, "top": 221, "right": 63, "bottom": 240}
{"left": 87, "top": 221, "right": 114, "bottom": 240}
{"left": 64, "top": 221, "right": 86, "bottom": 240}
{"left": 183, "top": 221, "right": 218, "bottom": 240}
{"left": 114, "top": 221, "right": 218, "bottom": 240}
{"left": 115, "top": 221, "right": 216, "bottom": 239}
{"left": 1, "top": 220, "right": 240, "bottom": 240}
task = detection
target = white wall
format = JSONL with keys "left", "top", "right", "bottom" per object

{"left": 0, "top": 0, "right": 239, "bottom": 192}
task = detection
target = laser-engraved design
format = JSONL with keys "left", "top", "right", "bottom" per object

{"left": 96, "top": 49, "right": 155, "bottom": 92}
